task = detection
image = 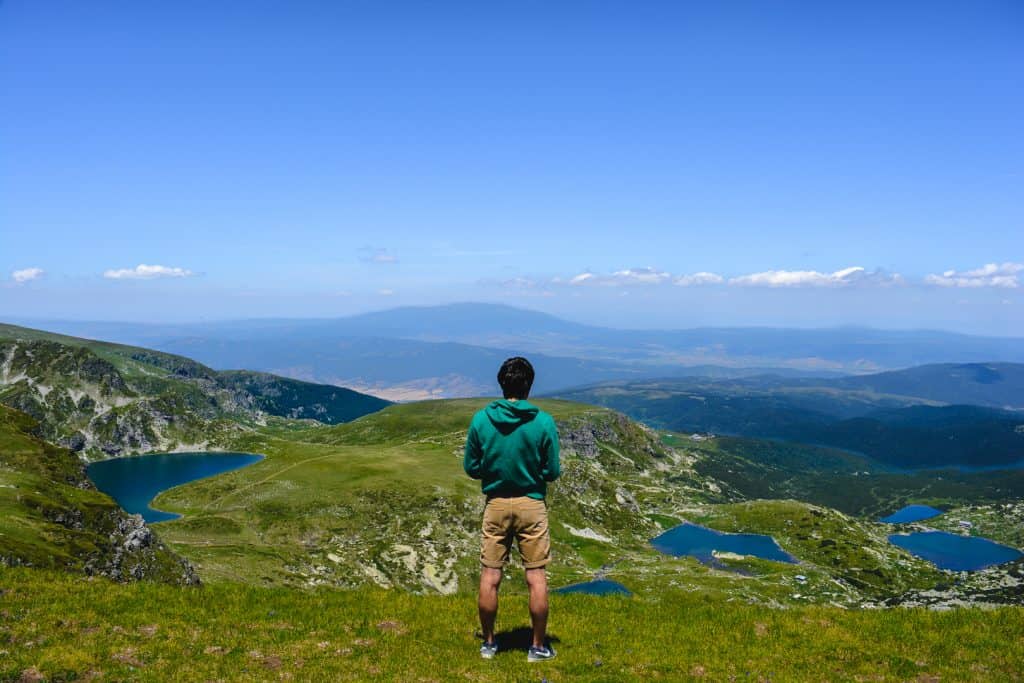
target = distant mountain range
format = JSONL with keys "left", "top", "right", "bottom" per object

{"left": 9, "top": 303, "right": 1024, "bottom": 399}
{"left": 825, "top": 363, "right": 1024, "bottom": 411}
{"left": 4, "top": 306, "right": 1021, "bottom": 467}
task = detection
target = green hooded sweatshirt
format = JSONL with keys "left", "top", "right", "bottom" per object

{"left": 464, "top": 399, "right": 561, "bottom": 500}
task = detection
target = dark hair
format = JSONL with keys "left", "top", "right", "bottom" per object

{"left": 498, "top": 356, "right": 534, "bottom": 399}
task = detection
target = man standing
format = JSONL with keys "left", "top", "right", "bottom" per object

{"left": 464, "top": 356, "right": 561, "bottom": 662}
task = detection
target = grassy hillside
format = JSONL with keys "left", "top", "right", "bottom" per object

{"left": 829, "top": 362, "right": 1024, "bottom": 411}
{"left": 676, "top": 433, "right": 1024, "bottom": 518}
{"left": 0, "top": 405, "right": 196, "bottom": 584}
{"left": 555, "top": 378, "right": 1024, "bottom": 468}
{"left": 146, "top": 399, "right": 695, "bottom": 592}
{"left": 0, "top": 337, "right": 1015, "bottom": 607}
{"left": 0, "top": 323, "right": 389, "bottom": 458}
{"left": 1, "top": 326, "right": 1020, "bottom": 610}
{"left": 105, "top": 398, "right": 965, "bottom": 607}
{"left": 3, "top": 566, "right": 1023, "bottom": 682}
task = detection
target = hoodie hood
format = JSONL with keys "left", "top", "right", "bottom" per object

{"left": 485, "top": 399, "right": 539, "bottom": 434}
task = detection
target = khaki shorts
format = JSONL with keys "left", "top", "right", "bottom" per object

{"left": 480, "top": 496, "right": 551, "bottom": 569}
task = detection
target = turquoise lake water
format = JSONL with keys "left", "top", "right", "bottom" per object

{"left": 880, "top": 505, "right": 944, "bottom": 524}
{"left": 889, "top": 531, "right": 1023, "bottom": 571}
{"left": 554, "top": 579, "right": 632, "bottom": 596}
{"left": 87, "top": 452, "right": 263, "bottom": 523}
{"left": 651, "top": 522, "right": 797, "bottom": 564}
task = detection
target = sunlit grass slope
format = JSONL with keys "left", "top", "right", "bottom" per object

{"left": 145, "top": 399, "right": 949, "bottom": 606}
{"left": 0, "top": 406, "right": 194, "bottom": 583}
{"left": 3, "top": 567, "right": 1023, "bottom": 682}
{"left": 150, "top": 398, "right": 669, "bottom": 591}
{"left": 668, "top": 431, "right": 1024, "bottom": 518}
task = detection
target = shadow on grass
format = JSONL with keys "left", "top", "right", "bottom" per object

{"left": 490, "top": 627, "right": 561, "bottom": 653}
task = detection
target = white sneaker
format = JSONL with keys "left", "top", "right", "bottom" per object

{"left": 527, "top": 645, "right": 556, "bottom": 662}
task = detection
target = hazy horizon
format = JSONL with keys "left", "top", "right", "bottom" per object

{"left": 4, "top": 300, "right": 1024, "bottom": 340}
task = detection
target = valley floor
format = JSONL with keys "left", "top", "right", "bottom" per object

{"left": 2, "top": 568, "right": 1023, "bottom": 682}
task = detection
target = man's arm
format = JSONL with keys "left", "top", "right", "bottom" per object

{"left": 541, "top": 417, "right": 561, "bottom": 482}
{"left": 463, "top": 421, "right": 484, "bottom": 479}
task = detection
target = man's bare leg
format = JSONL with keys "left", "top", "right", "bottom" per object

{"left": 478, "top": 567, "right": 503, "bottom": 644}
{"left": 525, "top": 567, "right": 548, "bottom": 648}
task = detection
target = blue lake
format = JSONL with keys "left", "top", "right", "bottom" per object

{"left": 87, "top": 452, "right": 263, "bottom": 523}
{"left": 881, "top": 505, "right": 944, "bottom": 524}
{"left": 889, "top": 531, "right": 1023, "bottom": 571}
{"left": 651, "top": 522, "right": 797, "bottom": 564}
{"left": 555, "top": 579, "right": 632, "bottom": 596}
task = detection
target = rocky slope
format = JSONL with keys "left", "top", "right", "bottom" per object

{"left": 0, "top": 405, "right": 198, "bottom": 584}
{"left": 0, "top": 324, "right": 389, "bottom": 459}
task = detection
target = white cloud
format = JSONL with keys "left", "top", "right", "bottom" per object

{"left": 674, "top": 272, "right": 724, "bottom": 286}
{"left": 377, "top": 288, "right": 395, "bottom": 296}
{"left": 728, "top": 266, "right": 901, "bottom": 288}
{"left": 924, "top": 262, "right": 1022, "bottom": 289}
{"left": 11, "top": 267, "right": 44, "bottom": 283}
{"left": 358, "top": 247, "right": 398, "bottom": 264}
{"left": 568, "top": 267, "right": 672, "bottom": 286}
{"left": 553, "top": 265, "right": 905, "bottom": 290}
{"left": 730, "top": 267, "right": 859, "bottom": 287}
{"left": 569, "top": 272, "right": 594, "bottom": 284}
{"left": 103, "top": 264, "right": 193, "bottom": 280}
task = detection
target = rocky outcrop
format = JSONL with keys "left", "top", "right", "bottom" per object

{"left": 0, "top": 335, "right": 389, "bottom": 460}
{"left": 87, "top": 514, "right": 200, "bottom": 585}
{"left": 557, "top": 412, "right": 632, "bottom": 459}
{"left": 0, "top": 404, "right": 200, "bottom": 586}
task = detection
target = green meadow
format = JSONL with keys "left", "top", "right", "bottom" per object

{"left": 3, "top": 381, "right": 1024, "bottom": 680}
{"left": 3, "top": 567, "right": 1024, "bottom": 682}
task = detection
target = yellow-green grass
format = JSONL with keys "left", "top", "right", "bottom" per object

{"left": 0, "top": 405, "right": 196, "bottom": 583}
{"left": 3, "top": 396, "right": 966, "bottom": 605}
{"left": 128, "top": 400, "right": 954, "bottom": 604}
{"left": 663, "top": 430, "right": 1024, "bottom": 520}
{"left": 147, "top": 399, "right": 654, "bottom": 589}
{"left": 693, "top": 500, "right": 946, "bottom": 596}
{"left": 3, "top": 567, "right": 1023, "bottom": 682}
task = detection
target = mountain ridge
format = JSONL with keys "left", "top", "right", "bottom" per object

{"left": 553, "top": 365, "right": 1024, "bottom": 468}
{"left": 0, "top": 323, "right": 390, "bottom": 458}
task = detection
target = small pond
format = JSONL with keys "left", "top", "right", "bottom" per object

{"left": 87, "top": 451, "right": 263, "bottom": 523}
{"left": 651, "top": 522, "right": 797, "bottom": 564}
{"left": 554, "top": 579, "right": 631, "bottom": 596}
{"left": 889, "top": 531, "right": 1023, "bottom": 572}
{"left": 880, "top": 505, "right": 944, "bottom": 524}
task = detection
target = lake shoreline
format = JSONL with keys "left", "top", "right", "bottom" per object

{"left": 87, "top": 451, "right": 265, "bottom": 523}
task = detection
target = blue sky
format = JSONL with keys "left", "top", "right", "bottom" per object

{"left": 1, "top": 1, "right": 1022, "bottom": 333}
